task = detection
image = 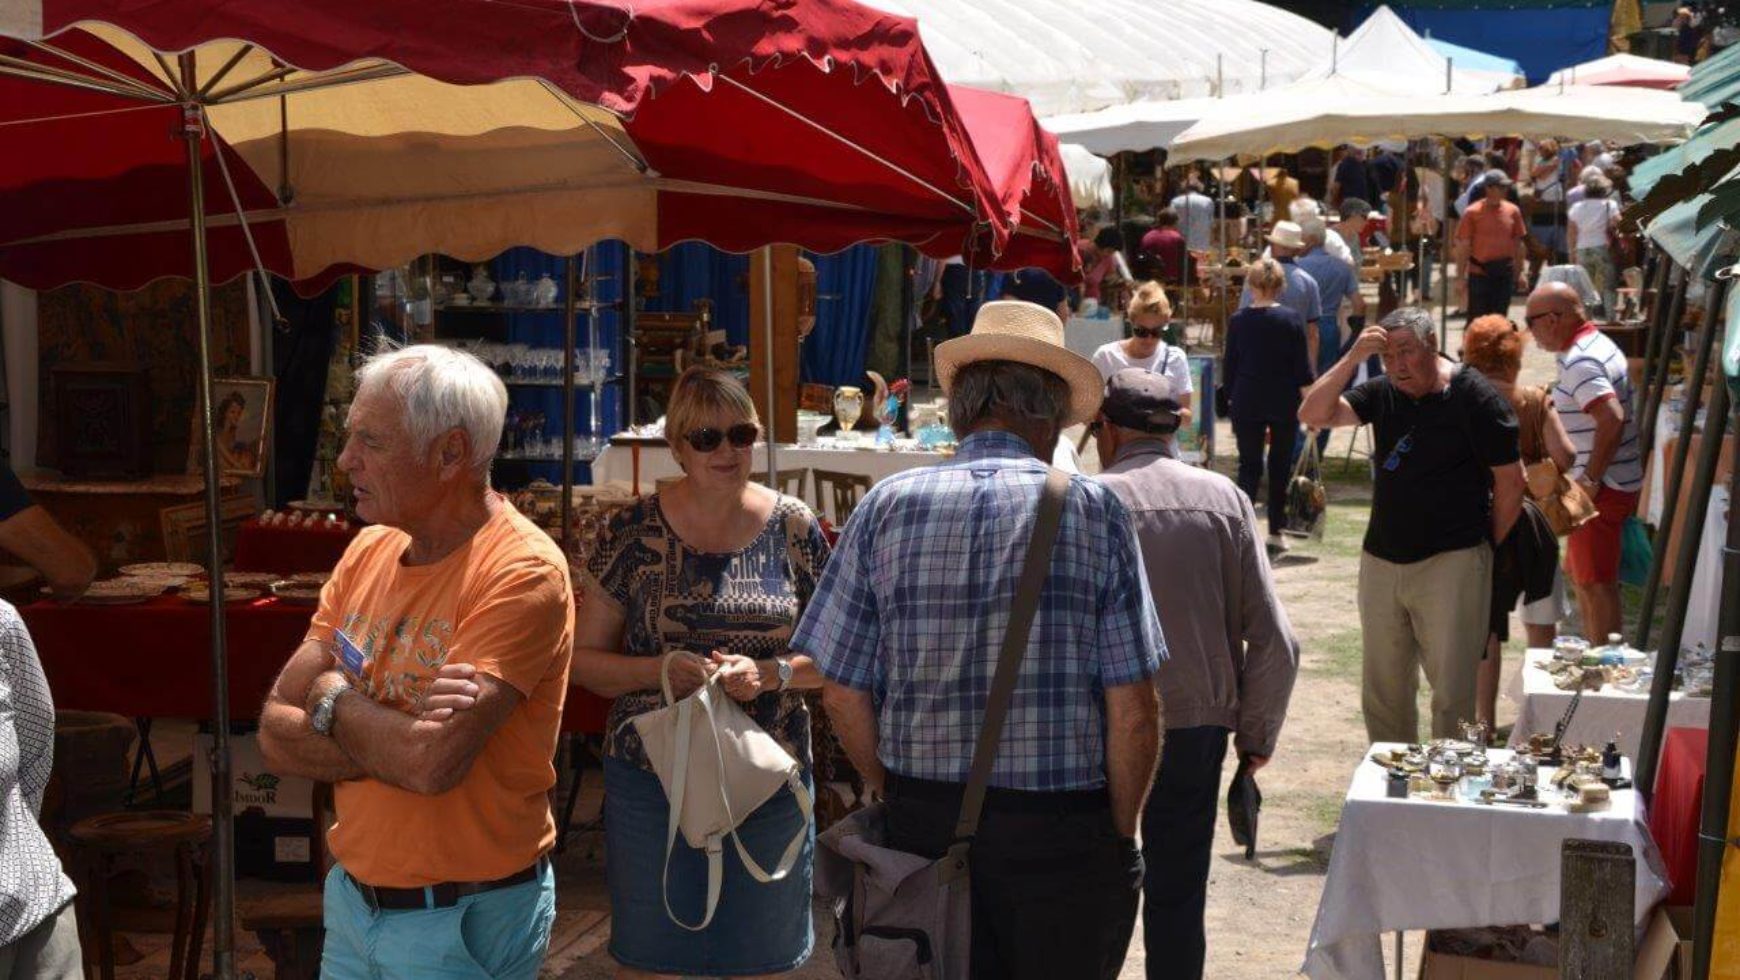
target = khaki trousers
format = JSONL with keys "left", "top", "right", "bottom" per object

{"left": 0, "top": 901, "right": 83, "bottom": 980}
{"left": 1358, "top": 544, "right": 1492, "bottom": 743}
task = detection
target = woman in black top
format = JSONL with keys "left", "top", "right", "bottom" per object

{"left": 1225, "top": 257, "right": 1315, "bottom": 550}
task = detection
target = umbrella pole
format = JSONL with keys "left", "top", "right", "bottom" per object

{"left": 561, "top": 253, "right": 577, "bottom": 551}
{"left": 762, "top": 245, "right": 778, "bottom": 487}
{"left": 1692, "top": 410, "right": 1740, "bottom": 978}
{"left": 177, "top": 52, "right": 236, "bottom": 980}
{"left": 1439, "top": 138, "right": 1451, "bottom": 349}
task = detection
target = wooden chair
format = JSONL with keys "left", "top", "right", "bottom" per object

{"left": 813, "top": 469, "right": 873, "bottom": 526}
{"left": 754, "top": 468, "right": 810, "bottom": 501}
{"left": 70, "top": 811, "right": 212, "bottom": 980}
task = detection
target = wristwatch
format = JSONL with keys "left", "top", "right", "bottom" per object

{"left": 310, "top": 679, "right": 351, "bottom": 736}
{"left": 775, "top": 657, "right": 793, "bottom": 693}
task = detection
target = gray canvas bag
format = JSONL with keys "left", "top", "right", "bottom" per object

{"left": 815, "top": 468, "right": 1069, "bottom": 980}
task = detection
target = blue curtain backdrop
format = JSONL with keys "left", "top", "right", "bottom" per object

{"left": 642, "top": 242, "right": 750, "bottom": 347}
{"left": 1371, "top": 4, "right": 1611, "bottom": 84}
{"left": 802, "top": 246, "right": 880, "bottom": 386}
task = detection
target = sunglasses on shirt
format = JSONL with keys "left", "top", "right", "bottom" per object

{"left": 683, "top": 422, "right": 760, "bottom": 453}
{"left": 1382, "top": 431, "right": 1415, "bottom": 472}
{"left": 1131, "top": 326, "right": 1162, "bottom": 340}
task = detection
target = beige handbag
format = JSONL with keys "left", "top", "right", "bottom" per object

{"left": 1516, "top": 384, "right": 1598, "bottom": 537}
{"left": 631, "top": 652, "right": 814, "bottom": 931}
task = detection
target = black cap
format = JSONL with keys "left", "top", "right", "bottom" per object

{"left": 1102, "top": 368, "right": 1182, "bottom": 434}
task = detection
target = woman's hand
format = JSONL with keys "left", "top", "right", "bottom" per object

{"left": 709, "top": 651, "right": 764, "bottom": 702}
{"left": 665, "top": 650, "right": 715, "bottom": 700}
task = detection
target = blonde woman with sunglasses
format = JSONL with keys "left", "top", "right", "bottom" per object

{"left": 1090, "top": 281, "right": 1194, "bottom": 426}
{"left": 571, "top": 366, "right": 828, "bottom": 979}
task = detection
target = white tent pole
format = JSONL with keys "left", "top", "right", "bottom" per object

{"left": 1446, "top": 56, "right": 1453, "bottom": 95}
{"left": 1332, "top": 31, "right": 1340, "bottom": 76}
{"left": 1219, "top": 157, "right": 1228, "bottom": 340}
{"left": 1260, "top": 48, "right": 1269, "bottom": 90}
{"left": 1439, "top": 137, "right": 1451, "bottom": 349}
{"left": 1216, "top": 54, "right": 1224, "bottom": 97}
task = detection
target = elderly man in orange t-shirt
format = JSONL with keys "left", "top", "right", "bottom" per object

{"left": 1455, "top": 169, "right": 1530, "bottom": 322}
{"left": 259, "top": 345, "right": 572, "bottom": 980}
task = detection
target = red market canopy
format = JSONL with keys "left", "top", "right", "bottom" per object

{"left": 0, "top": 0, "right": 1027, "bottom": 292}
{"left": 951, "top": 84, "right": 1081, "bottom": 282}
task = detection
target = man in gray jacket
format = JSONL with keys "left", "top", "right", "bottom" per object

{"left": 1095, "top": 369, "right": 1300, "bottom": 980}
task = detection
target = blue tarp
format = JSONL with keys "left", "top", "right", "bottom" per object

{"left": 1423, "top": 37, "right": 1523, "bottom": 80}
{"left": 1370, "top": 4, "right": 1610, "bottom": 85}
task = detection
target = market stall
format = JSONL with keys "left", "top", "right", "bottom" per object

{"left": 1505, "top": 648, "right": 1712, "bottom": 760}
{"left": 1304, "top": 743, "right": 1668, "bottom": 978}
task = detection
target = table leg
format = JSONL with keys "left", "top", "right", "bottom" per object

{"left": 124, "top": 718, "right": 162, "bottom": 806}
{"left": 1394, "top": 930, "right": 1404, "bottom": 980}
{"left": 631, "top": 445, "right": 641, "bottom": 495}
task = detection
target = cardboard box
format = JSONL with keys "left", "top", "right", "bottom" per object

{"left": 192, "top": 733, "right": 320, "bottom": 881}
{"left": 1420, "top": 950, "right": 1555, "bottom": 979}
{"left": 192, "top": 733, "right": 314, "bottom": 819}
{"left": 1635, "top": 906, "right": 1694, "bottom": 980}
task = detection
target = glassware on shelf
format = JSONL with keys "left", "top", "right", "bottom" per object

{"left": 467, "top": 265, "right": 496, "bottom": 304}
{"left": 533, "top": 274, "right": 559, "bottom": 308}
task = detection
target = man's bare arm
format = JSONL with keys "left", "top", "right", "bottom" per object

{"left": 0, "top": 506, "right": 95, "bottom": 598}
{"left": 1104, "top": 679, "right": 1162, "bottom": 838}
{"left": 258, "top": 641, "right": 365, "bottom": 783}
{"left": 318, "top": 669, "right": 523, "bottom": 796}
{"left": 822, "top": 682, "right": 885, "bottom": 796}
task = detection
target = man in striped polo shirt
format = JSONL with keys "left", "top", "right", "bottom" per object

{"left": 1525, "top": 282, "right": 1643, "bottom": 641}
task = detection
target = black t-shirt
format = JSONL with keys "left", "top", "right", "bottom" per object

{"left": 1345, "top": 364, "right": 1520, "bottom": 564}
{"left": 0, "top": 460, "right": 32, "bottom": 522}
{"left": 1334, "top": 155, "right": 1374, "bottom": 203}
{"left": 1002, "top": 269, "right": 1067, "bottom": 312}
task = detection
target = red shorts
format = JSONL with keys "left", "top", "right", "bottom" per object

{"left": 1566, "top": 485, "right": 1640, "bottom": 587}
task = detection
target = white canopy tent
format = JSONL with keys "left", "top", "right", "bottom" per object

{"left": 1058, "top": 143, "right": 1113, "bottom": 211}
{"left": 869, "top": 0, "right": 1335, "bottom": 116}
{"left": 1040, "top": 5, "right": 1524, "bottom": 157}
{"left": 1315, "top": 6, "right": 1524, "bottom": 96}
{"left": 1545, "top": 52, "right": 1690, "bottom": 90}
{"left": 1168, "top": 83, "right": 1706, "bottom": 163}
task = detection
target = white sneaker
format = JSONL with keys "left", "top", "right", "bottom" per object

{"left": 1267, "top": 533, "right": 1290, "bottom": 553}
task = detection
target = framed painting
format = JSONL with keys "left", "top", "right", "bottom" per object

{"left": 188, "top": 377, "right": 273, "bottom": 478}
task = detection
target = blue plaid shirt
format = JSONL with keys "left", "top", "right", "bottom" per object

{"left": 792, "top": 430, "right": 1165, "bottom": 792}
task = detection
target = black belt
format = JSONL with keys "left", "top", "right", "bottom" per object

{"left": 347, "top": 857, "right": 546, "bottom": 912}
{"left": 885, "top": 771, "right": 1111, "bottom": 814}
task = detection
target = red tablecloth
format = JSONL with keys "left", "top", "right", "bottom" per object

{"left": 19, "top": 594, "right": 610, "bottom": 733}
{"left": 232, "top": 519, "right": 359, "bottom": 574}
{"left": 1651, "top": 726, "right": 1709, "bottom": 906}
{"left": 21, "top": 595, "right": 312, "bottom": 720}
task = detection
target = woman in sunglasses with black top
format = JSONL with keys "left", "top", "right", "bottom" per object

{"left": 1089, "top": 281, "right": 1195, "bottom": 428}
{"left": 571, "top": 366, "right": 829, "bottom": 979}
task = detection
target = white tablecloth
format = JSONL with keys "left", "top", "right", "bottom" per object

{"left": 1505, "top": 650, "right": 1711, "bottom": 761}
{"left": 1303, "top": 744, "right": 1668, "bottom": 979}
{"left": 1682, "top": 485, "right": 1729, "bottom": 654}
{"left": 590, "top": 442, "right": 945, "bottom": 522}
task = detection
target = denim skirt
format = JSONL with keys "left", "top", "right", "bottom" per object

{"left": 603, "top": 755, "right": 815, "bottom": 976}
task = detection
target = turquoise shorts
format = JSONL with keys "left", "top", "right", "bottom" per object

{"left": 320, "top": 860, "right": 555, "bottom": 979}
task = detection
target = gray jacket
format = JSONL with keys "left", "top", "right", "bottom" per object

{"left": 1097, "top": 440, "right": 1299, "bottom": 757}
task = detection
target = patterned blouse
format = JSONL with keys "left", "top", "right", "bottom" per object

{"left": 0, "top": 602, "right": 75, "bottom": 943}
{"left": 578, "top": 493, "right": 829, "bottom": 772}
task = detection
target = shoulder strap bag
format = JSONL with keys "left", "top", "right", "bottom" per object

{"left": 815, "top": 468, "right": 1071, "bottom": 980}
{"left": 1516, "top": 385, "right": 1598, "bottom": 537}
{"left": 632, "top": 647, "right": 814, "bottom": 931}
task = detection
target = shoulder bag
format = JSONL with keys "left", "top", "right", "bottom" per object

{"left": 814, "top": 468, "right": 1070, "bottom": 980}
{"left": 631, "top": 650, "right": 814, "bottom": 930}
{"left": 1514, "top": 384, "right": 1597, "bottom": 537}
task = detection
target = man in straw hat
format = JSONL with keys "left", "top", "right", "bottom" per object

{"left": 1244, "top": 220, "right": 1323, "bottom": 328}
{"left": 1094, "top": 369, "right": 1298, "bottom": 980}
{"left": 796, "top": 301, "right": 1165, "bottom": 979}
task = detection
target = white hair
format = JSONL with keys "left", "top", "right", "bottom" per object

{"left": 1288, "top": 197, "right": 1322, "bottom": 225}
{"left": 1300, "top": 219, "right": 1328, "bottom": 248}
{"left": 355, "top": 344, "right": 507, "bottom": 471}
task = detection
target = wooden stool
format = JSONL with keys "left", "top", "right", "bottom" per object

{"left": 240, "top": 889, "right": 325, "bottom": 980}
{"left": 69, "top": 811, "right": 212, "bottom": 980}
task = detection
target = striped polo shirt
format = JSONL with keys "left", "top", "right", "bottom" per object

{"left": 1553, "top": 323, "right": 1643, "bottom": 492}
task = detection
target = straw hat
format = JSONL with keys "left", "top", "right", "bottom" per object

{"left": 934, "top": 300, "right": 1103, "bottom": 427}
{"left": 1266, "top": 221, "right": 1307, "bottom": 250}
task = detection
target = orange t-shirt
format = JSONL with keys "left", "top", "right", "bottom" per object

{"left": 305, "top": 497, "right": 573, "bottom": 887}
{"left": 1455, "top": 198, "right": 1527, "bottom": 264}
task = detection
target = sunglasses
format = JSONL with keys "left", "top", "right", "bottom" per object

{"left": 1524, "top": 310, "right": 1559, "bottom": 328}
{"left": 683, "top": 422, "right": 760, "bottom": 453}
{"left": 1131, "top": 326, "right": 1162, "bottom": 340}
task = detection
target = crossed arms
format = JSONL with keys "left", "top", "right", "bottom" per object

{"left": 258, "top": 640, "right": 517, "bottom": 795}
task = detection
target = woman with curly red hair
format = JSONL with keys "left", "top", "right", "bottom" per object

{"left": 1461, "top": 314, "right": 1576, "bottom": 729}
